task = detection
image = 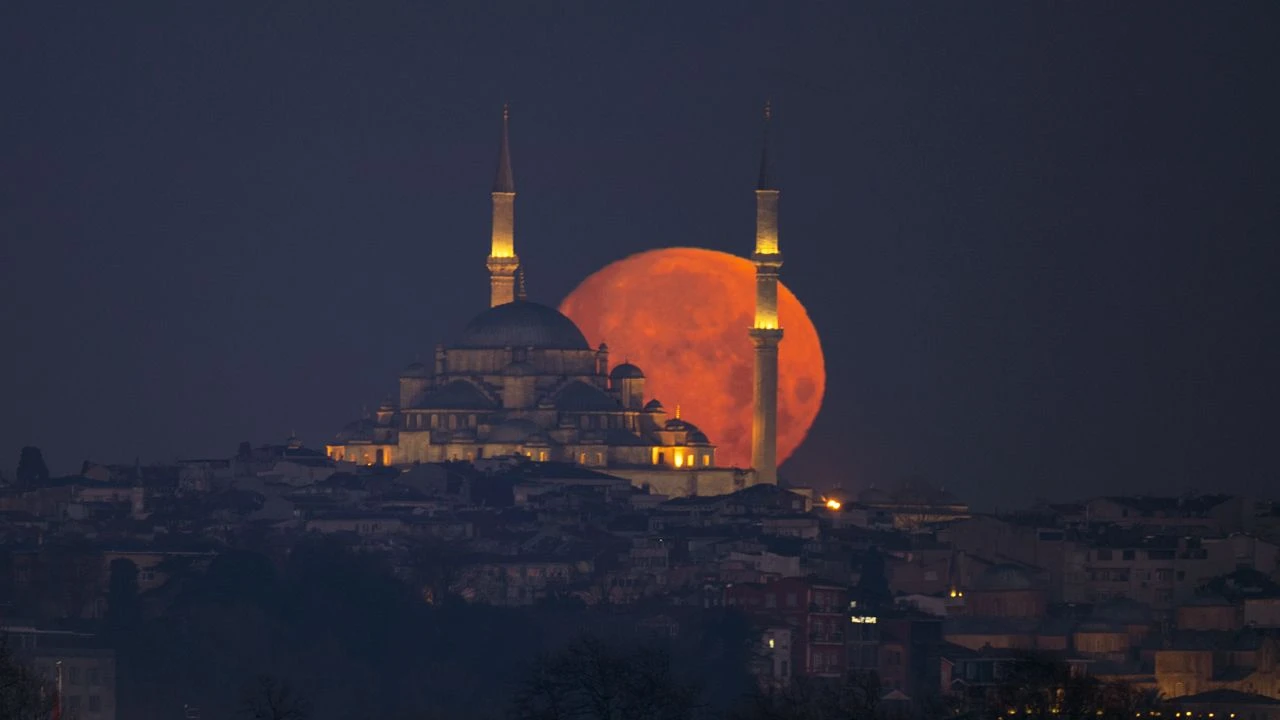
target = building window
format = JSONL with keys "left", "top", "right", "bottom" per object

{"left": 69, "top": 667, "right": 80, "bottom": 685}
{"left": 88, "top": 696, "right": 101, "bottom": 713}
{"left": 468, "top": 414, "right": 476, "bottom": 427}
{"left": 703, "top": 454, "right": 710, "bottom": 466}
{"left": 68, "top": 696, "right": 81, "bottom": 712}
{"left": 579, "top": 452, "right": 587, "bottom": 464}
{"left": 448, "top": 415, "right": 457, "bottom": 429}
{"left": 766, "top": 593, "right": 777, "bottom": 608}
{"left": 786, "top": 593, "right": 797, "bottom": 607}
{"left": 1122, "top": 550, "right": 1135, "bottom": 561}
{"left": 596, "top": 452, "right": 604, "bottom": 464}
{"left": 430, "top": 414, "right": 439, "bottom": 428}
{"left": 656, "top": 452, "right": 665, "bottom": 465}
{"left": 88, "top": 668, "right": 99, "bottom": 685}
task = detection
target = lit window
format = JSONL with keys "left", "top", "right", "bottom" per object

{"left": 703, "top": 454, "right": 710, "bottom": 466}
{"left": 768, "top": 638, "right": 775, "bottom": 648}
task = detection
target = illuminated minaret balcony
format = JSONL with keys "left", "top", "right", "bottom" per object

{"left": 487, "top": 105, "right": 519, "bottom": 307}
{"left": 749, "top": 101, "right": 783, "bottom": 485}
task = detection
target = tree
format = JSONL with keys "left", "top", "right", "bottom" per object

{"left": 986, "top": 652, "right": 1160, "bottom": 720}
{"left": 0, "top": 636, "right": 54, "bottom": 720}
{"left": 736, "top": 670, "right": 882, "bottom": 720}
{"left": 105, "top": 558, "right": 142, "bottom": 634}
{"left": 855, "top": 547, "right": 892, "bottom": 612}
{"left": 513, "top": 635, "right": 703, "bottom": 720}
{"left": 239, "top": 675, "right": 309, "bottom": 720}
{"left": 15, "top": 447, "right": 49, "bottom": 488}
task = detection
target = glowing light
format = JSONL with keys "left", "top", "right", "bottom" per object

{"left": 674, "top": 452, "right": 684, "bottom": 468}
{"left": 850, "top": 615, "right": 877, "bottom": 624}
{"left": 768, "top": 638, "right": 775, "bottom": 648}
{"left": 949, "top": 589, "right": 958, "bottom": 598}
{"left": 560, "top": 247, "right": 825, "bottom": 468}
{"left": 825, "top": 498, "right": 842, "bottom": 511}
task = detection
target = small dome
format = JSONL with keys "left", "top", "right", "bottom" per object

{"left": 644, "top": 399, "right": 665, "bottom": 412}
{"left": 457, "top": 301, "right": 589, "bottom": 350}
{"left": 401, "top": 361, "right": 430, "bottom": 378}
{"left": 610, "top": 363, "right": 645, "bottom": 380}
{"left": 859, "top": 487, "right": 891, "bottom": 504}
{"left": 687, "top": 430, "right": 710, "bottom": 445}
{"left": 487, "top": 418, "right": 540, "bottom": 444}
{"left": 503, "top": 361, "right": 536, "bottom": 377}
{"left": 665, "top": 418, "right": 700, "bottom": 432}
{"left": 974, "top": 564, "right": 1037, "bottom": 592}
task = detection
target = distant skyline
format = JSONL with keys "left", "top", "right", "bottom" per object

{"left": 3, "top": 2, "right": 1278, "bottom": 508}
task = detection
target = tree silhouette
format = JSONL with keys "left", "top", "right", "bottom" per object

{"left": 0, "top": 636, "right": 54, "bottom": 720}
{"left": 239, "top": 675, "right": 309, "bottom": 720}
{"left": 985, "top": 652, "right": 1160, "bottom": 720}
{"left": 855, "top": 547, "right": 892, "bottom": 612}
{"left": 513, "top": 635, "right": 703, "bottom": 720}
{"left": 736, "top": 670, "right": 882, "bottom": 720}
{"left": 105, "top": 558, "right": 142, "bottom": 635}
{"left": 15, "top": 447, "right": 49, "bottom": 488}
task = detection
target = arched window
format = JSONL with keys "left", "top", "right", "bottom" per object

{"left": 448, "top": 415, "right": 457, "bottom": 430}
{"left": 468, "top": 414, "right": 476, "bottom": 427}
{"left": 430, "top": 414, "right": 439, "bottom": 429}
{"left": 656, "top": 452, "right": 665, "bottom": 465}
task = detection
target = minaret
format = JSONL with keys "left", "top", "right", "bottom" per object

{"left": 749, "top": 101, "right": 783, "bottom": 485}
{"left": 487, "top": 104, "right": 519, "bottom": 307}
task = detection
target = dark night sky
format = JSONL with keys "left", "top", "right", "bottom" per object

{"left": 3, "top": 2, "right": 1278, "bottom": 508}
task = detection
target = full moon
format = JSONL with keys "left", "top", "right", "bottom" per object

{"left": 560, "top": 247, "right": 825, "bottom": 469}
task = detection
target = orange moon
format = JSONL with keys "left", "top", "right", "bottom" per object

{"left": 560, "top": 247, "right": 825, "bottom": 469}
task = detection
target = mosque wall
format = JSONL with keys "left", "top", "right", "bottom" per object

{"left": 610, "top": 468, "right": 748, "bottom": 498}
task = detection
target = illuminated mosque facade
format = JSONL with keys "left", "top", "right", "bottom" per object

{"left": 326, "top": 107, "right": 784, "bottom": 497}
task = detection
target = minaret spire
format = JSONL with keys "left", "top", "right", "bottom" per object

{"left": 749, "top": 101, "right": 783, "bottom": 485}
{"left": 487, "top": 104, "right": 520, "bottom": 306}
{"left": 758, "top": 100, "right": 774, "bottom": 191}
{"left": 494, "top": 103, "right": 515, "bottom": 193}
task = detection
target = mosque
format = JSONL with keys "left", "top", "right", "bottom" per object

{"left": 325, "top": 106, "right": 786, "bottom": 498}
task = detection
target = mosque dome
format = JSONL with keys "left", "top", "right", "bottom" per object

{"left": 664, "top": 418, "right": 700, "bottom": 432}
{"left": 457, "top": 301, "right": 589, "bottom": 350}
{"left": 487, "top": 418, "right": 540, "bottom": 444}
{"left": 687, "top": 430, "right": 710, "bottom": 445}
{"left": 644, "top": 399, "right": 665, "bottom": 412}
{"left": 401, "top": 361, "right": 430, "bottom": 378}
{"left": 973, "top": 564, "right": 1038, "bottom": 592}
{"left": 610, "top": 363, "right": 645, "bottom": 380}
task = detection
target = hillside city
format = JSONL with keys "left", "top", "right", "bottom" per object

{"left": 3, "top": 441, "right": 1280, "bottom": 719}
